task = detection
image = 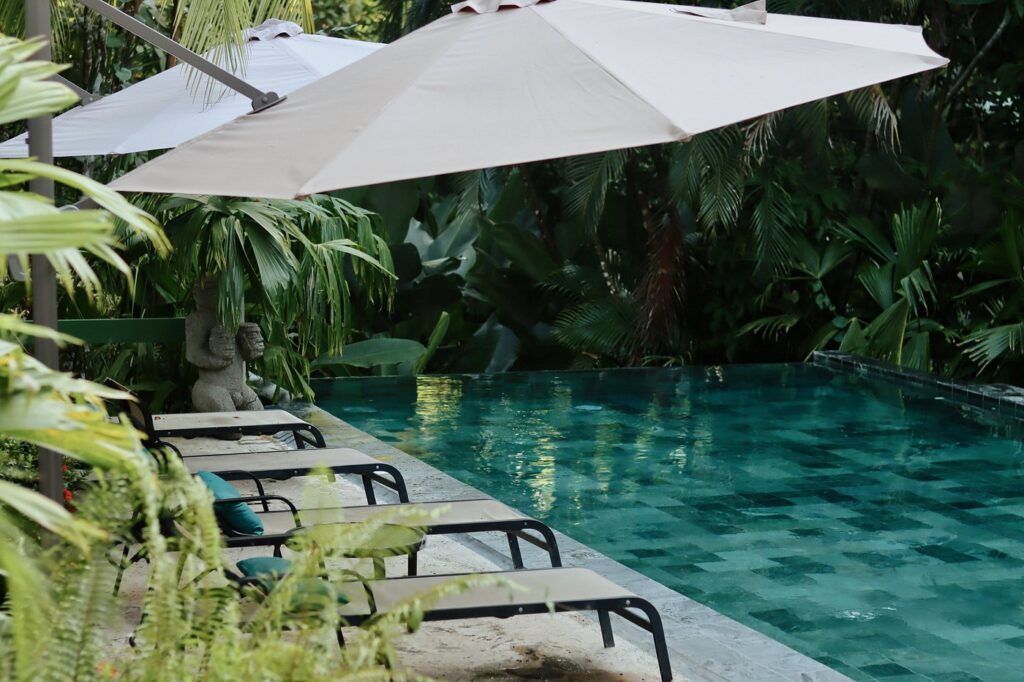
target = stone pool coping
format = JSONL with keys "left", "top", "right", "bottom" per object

{"left": 286, "top": 402, "right": 853, "bottom": 682}
{"left": 813, "top": 350, "right": 1024, "bottom": 420}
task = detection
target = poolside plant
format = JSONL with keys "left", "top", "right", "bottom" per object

{"left": 136, "top": 192, "right": 397, "bottom": 400}
{"left": 0, "top": 36, "right": 491, "bottom": 682}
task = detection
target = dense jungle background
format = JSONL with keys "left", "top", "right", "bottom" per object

{"left": 2, "top": 0, "right": 1022, "bottom": 407}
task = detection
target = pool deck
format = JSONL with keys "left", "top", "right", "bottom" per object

{"left": 288, "top": 402, "right": 854, "bottom": 682}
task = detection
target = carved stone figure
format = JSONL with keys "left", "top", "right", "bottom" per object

{"left": 185, "top": 280, "right": 265, "bottom": 413}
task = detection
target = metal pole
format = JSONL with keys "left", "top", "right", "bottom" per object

{"left": 75, "top": 0, "right": 283, "bottom": 112}
{"left": 54, "top": 74, "right": 100, "bottom": 104}
{"left": 24, "top": 0, "right": 64, "bottom": 505}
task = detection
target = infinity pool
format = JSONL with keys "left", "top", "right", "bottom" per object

{"left": 315, "top": 364, "right": 1024, "bottom": 681}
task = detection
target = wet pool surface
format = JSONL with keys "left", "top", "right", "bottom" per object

{"left": 315, "top": 364, "right": 1024, "bottom": 681}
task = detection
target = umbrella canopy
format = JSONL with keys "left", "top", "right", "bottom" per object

{"left": 0, "top": 20, "right": 382, "bottom": 158}
{"left": 111, "top": 0, "right": 947, "bottom": 198}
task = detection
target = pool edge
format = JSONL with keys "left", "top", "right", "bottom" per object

{"left": 813, "top": 350, "right": 1024, "bottom": 421}
{"left": 287, "top": 401, "right": 855, "bottom": 682}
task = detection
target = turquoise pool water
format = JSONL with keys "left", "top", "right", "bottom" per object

{"left": 315, "top": 364, "right": 1024, "bottom": 681}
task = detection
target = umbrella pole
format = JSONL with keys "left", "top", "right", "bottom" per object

{"left": 75, "top": 0, "right": 283, "bottom": 112}
{"left": 24, "top": 0, "right": 64, "bottom": 505}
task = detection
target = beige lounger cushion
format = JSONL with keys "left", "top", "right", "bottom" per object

{"left": 182, "top": 448, "right": 382, "bottom": 474}
{"left": 258, "top": 499, "right": 529, "bottom": 536}
{"left": 337, "top": 568, "right": 635, "bottom": 617}
{"left": 152, "top": 409, "right": 307, "bottom": 432}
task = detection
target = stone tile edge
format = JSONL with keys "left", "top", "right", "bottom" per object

{"left": 286, "top": 402, "right": 854, "bottom": 682}
{"left": 812, "top": 351, "right": 1024, "bottom": 422}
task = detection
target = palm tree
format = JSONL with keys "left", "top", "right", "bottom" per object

{"left": 146, "top": 193, "right": 395, "bottom": 398}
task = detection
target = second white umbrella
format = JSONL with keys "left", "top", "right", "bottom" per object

{"left": 0, "top": 19, "right": 382, "bottom": 158}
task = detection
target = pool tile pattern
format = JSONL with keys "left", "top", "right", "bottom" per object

{"left": 316, "top": 365, "right": 1024, "bottom": 682}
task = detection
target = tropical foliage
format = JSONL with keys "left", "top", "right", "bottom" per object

{"left": 326, "top": 0, "right": 1024, "bottom": 383}
{"left": 1, "top": 0, "right": 1021, "bottom": 397}
{"left": 125, "top": 193, "right": 397, "bottom": 399}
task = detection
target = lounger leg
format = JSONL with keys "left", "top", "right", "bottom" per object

{"left": 292, "top": 426, "right": 327, "bottom": 449}
{"left": 361, "top": 475, "right": 378, "bottom": 505}
{"left": 381, "top": 465, "right": 410, "bottom": 503}
{"left": 535, "top": 523, "right": 562, "bottom": 567}
{"left": 112, "top": 544, "right": 132, "bottom": 596}
{"left": 407, "top": 552, "right": 418, "bottom": 576}
{"left": 598, "top": 609, "right": 615, "bottom": 648}
{"left": 506, "top": 533, "right": 525, "bottom": 569}
{"left": 632, "top": 601, "right": 673, "bottom": 682}
{"left": 336, "top": 629, "right": 345, "bottom": 648}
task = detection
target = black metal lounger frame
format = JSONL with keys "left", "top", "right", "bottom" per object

{"left": 212, "top": 458, "right": 409, "bottom": 506}
{"left": 215, "top": 494, "right": 563, "bottom": 571}
{"left": 337, "top": 568, "right": 672, "bottom": 682}
{"left": 104, "top": 378, "right": 327, "bottom": 448}
{"left": 104, "top": 378, "right": 409, "bottom": 503}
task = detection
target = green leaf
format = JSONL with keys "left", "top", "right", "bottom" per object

{"left": 857, "top": 263, "right": 895, "bottom": 310}
{"left": 489, "top": 222, "right": 556, "bottom": 282}
{"left": 865, "top": 299, "right": 910, "bottom": 364}
{"left": 839, "top": 318, "right": 869, "bottom": 354}
{"left": 0, "top": 480, "right": 105, "bottom": 551}
{"left": 315, "top": 338, "right": 427, "bottom": 368}
{"left": 903, "top": 332, "right": 931, "bottom": 371}
{"left": 414, "top": 312, "right": 450, "bottom": 375}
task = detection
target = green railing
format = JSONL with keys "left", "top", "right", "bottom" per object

{"left": 56, "top": 318, "right": 185, "bottom": 344}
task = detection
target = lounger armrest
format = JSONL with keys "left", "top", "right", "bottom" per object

{"left": 213, "top": 469, "right": 268, "bottom": 503}
{"left": 336, "top": 569, "right": 378, "bottom": 615}
{"left": 215, "top": 495, "right": 299, "bottom": 516}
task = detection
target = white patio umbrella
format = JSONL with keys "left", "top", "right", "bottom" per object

{"left": 111, "top": 0, "right": 948, "bottom": 198}
{"left": 0, "top": 19, "right": 382, "bottom": 158}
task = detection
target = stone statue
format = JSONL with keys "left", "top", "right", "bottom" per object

{"left": 185, "top": 280, "right": 265, "bottom": 413}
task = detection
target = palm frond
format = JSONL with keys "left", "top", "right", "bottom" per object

{"left": 750, "top": 179, "right": 798, "bottom": 273}
{"left": 671, "top": 128, "right": 746, "bottom": 231}
{"left": 552, "top": 294, "right": 636, "bottom": 358}
{"left": 737, "top": 313, "right": 801, "bottom": 340}
{"left": 962, "top": 322, "right": 1024, "bottom": 369}
{"left": 564, "top": 150, "right": 627, "bottom": 232}
{"left": 743, "top": 112, "right": 779, "bottom": 163}
{"left": 845, "top": 85, "right": 899, "bottom": 151}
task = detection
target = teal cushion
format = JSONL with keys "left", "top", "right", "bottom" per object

{"left": 196, "top": 471, "right": 264, "bottom": 536}
{"left": 237, "top": 556, "right": 292, "bottom": 578}
{"left": 236, "top": 556, "right": 349, "bottom": 608}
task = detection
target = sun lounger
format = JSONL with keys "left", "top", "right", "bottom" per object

{"left": 219, "top": 497, "right": 561, "bottom": 570}
{"left": 105, "top": 378, "right": 326, "bottom": 449}
{"left": 183, "top": 447, "right": 409, "bottom": 504}
{"left": 334, "top": 567, "right": 672, "bottom": 681}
